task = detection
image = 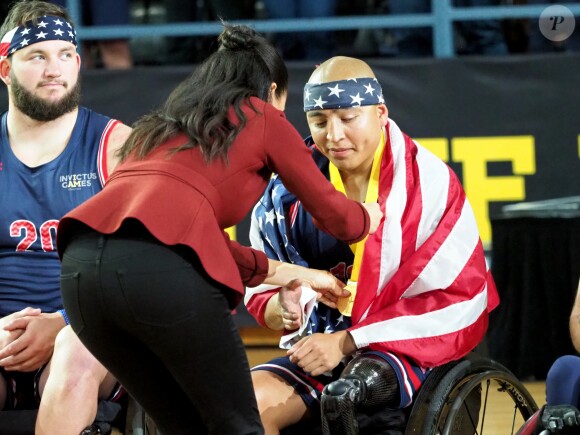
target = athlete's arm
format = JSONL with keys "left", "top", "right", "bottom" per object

{"left": 106, "top": 122, "right": 132, "bottom": 174}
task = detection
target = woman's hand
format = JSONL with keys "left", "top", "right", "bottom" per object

{"left": 303, "top": 269, "right": 350, "bottom": 309}
{"left": 362, "top": 202, "right": 383, "bottom": 234}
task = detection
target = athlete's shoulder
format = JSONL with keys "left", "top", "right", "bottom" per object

{"left": 105, "top": 122, "right": 132, "bottom": 174}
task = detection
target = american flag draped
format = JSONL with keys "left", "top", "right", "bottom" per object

{"left": 246, "top": 119, "right": 499, "bottom": 368}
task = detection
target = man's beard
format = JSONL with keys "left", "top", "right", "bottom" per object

{"left": 11, "top": 75, "right": 81, "bottom": 122}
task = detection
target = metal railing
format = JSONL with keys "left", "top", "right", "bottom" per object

{"left": 65, "top": 0, "right": 580, "bottom": 58}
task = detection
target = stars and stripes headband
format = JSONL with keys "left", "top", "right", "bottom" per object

{"left": 303, "top": 77, "right": 385, "bottom": 112}
{"left": 0, "top": 15, "right": 77, "bottom": 59}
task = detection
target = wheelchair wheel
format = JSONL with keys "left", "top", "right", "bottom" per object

{"left": 405, "top": 357, "right": 539, "bottom": 435}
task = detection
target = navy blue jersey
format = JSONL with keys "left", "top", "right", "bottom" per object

{"left": 0, "top": 107, "right": 117, "bottom": 316}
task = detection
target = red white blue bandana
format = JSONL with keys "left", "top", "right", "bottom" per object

{"left": 0, "top": 15, "right": 77, "bottom": 59}
{"left": 303, "top": 77, "right": 385, "bottom": 112}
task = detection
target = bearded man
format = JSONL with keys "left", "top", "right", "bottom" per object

{"left": 0, "top": 2, "right": 131, "bottom": 434}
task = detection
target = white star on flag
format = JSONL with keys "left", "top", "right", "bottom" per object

{"left": 313, "top": 96, "right": 327, "bottom": 108}
{"left": 54, "top": 29, "right": 64, "bottom": 36}
{"left": 364, "top": 83, "right": 375, "bottom": 95}
{"left": 265, "top": 209, "right": 276, "bottom": 226}
{"left": 68, "top": 31, "right": 74, "bottom": 38}
{"left": 20, "top": 28, "right": 30, "bottom": 35}
{"left": 275, "top": 209, "right": 285, "bottom": 222}
{"left": 38, "top": 21, "right": 48, "bottom": 28}
{"left": 327, "top": 84, "right": 344, "bottom": 98}
{"left": 347, "top": 78, "right": 358, "bottom": 82}
{"left": 19, "top": 38, "right": 29, "bottom": 47}
{"left": 54, "top": 19, "right": 64, "bottom": 26}
{"left": 36, "top": 31, "right": 47, "bottom": 39}
{"left": 304, "top": 88, "right": 311, "bottom": 102}
{"left": 350, "top": 93, "right": 364, "bottom": 106}
{"left": 378, "top": 94, "right": 385, "bottom": 104}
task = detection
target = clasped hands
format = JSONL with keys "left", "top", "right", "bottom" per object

{"left": 0, "top": 307, "right": 65, "bottom": 372}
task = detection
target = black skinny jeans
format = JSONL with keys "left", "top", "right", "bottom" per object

{"left": 60, "top": 225, "right": 263, "bottom": 435}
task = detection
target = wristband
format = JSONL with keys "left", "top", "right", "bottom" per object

{"left": 58, "top": 309, "right": 70, "bottom": 325}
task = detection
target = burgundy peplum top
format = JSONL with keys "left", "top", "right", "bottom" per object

{"left": 57, "top": 98, "right": 369, "bottom": 307}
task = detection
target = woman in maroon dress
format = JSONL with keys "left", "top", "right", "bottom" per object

{"left": 56, "top": 24, "right": 382, "bottom": 435}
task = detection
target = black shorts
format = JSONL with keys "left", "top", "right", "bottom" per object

{"left": 1, "top": 366, "right": 126, "bottom": 410}
{"left": 0, "top": 366, "right": 45, "bottom": 410}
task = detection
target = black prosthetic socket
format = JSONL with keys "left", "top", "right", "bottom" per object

{"left": 341, "top": 354, "right": 400, "bottom": 409}
{"left": 321, "top": 355, "right": 401, "bottom": 435}
{"left": 321, "top": 376, "right": 363, "bottom": 435}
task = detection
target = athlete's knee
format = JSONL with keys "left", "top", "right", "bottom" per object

{"left": 55, "top": 327, "right": 96, "bottom": 364}
{"left": 53, "top": 326, "right": 107, "bottom": 382}
{"left": 53, "top": 325, "right": 81, "bottom": 355}
{"left": 547, "top": 355, "right": 580, "bottom": 386}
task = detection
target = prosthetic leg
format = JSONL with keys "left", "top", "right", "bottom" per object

{"left": 321, "top": 354, "right": 400, "bottom": 435}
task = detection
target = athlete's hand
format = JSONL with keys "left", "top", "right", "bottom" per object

{"left": 362, "top": 202, "right": 383, "bottom": 234}
{"left": 0, "top": 307, "right": 41, "bottom": 350}
{"left": 0, "top": 307, "right": 41, "bottom": 329}
{"left": 278, "top": 279, "right": 303, "bottom": 330}
{"left": 287, "top": 331, "right": 356, "bottom": 377}
{"left": 0, "top": 311, "right": 65, "bottom": 372}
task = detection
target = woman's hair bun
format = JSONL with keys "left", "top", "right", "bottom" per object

{"left": 218, "top": 24, "right": 260, "bottom": 51}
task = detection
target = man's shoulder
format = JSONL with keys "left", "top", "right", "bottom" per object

{"left": 77, "top": 106, "right": 112, "bottom": 122}
{"left": 78, "top": 106, "right": 130, "bottom": 136}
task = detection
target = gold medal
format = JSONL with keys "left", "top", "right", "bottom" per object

{"left": 330, "top": 128, "right": 386, "bottom": 319}
{"left": 337, "top": 281, "right": 357, "bottom": 316}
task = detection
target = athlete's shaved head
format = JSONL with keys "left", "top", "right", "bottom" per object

{"left": 308, "top": 56, "right": 376, "bottom": 84}
{"left": 303, "top": 56, "right": 385, "bottom": 112}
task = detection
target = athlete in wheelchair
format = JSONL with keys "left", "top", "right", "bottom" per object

{"left": 244, "top": 55, "right": 503, "bottom": 434}
{"left": 243, "top": 54, "right": 580, "bottom": 435}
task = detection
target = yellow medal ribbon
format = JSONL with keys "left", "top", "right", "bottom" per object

{"left": 330, "top": 129, "right": 386, "bottom": 316}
